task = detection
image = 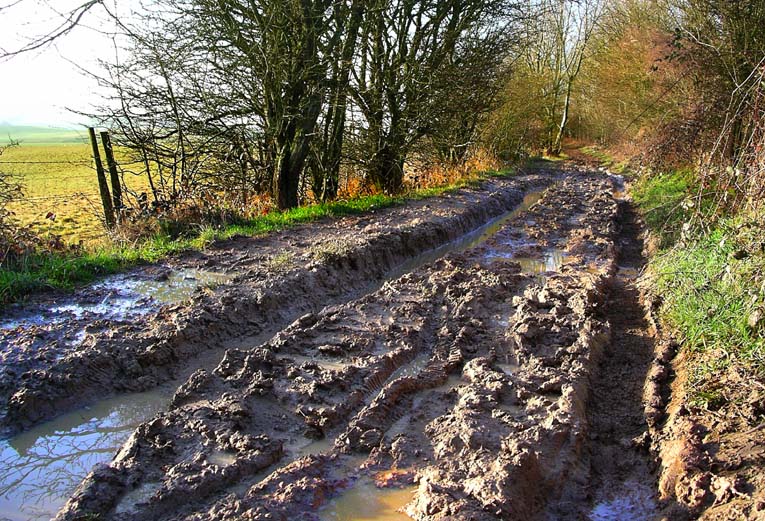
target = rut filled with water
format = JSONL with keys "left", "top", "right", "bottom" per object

{"left": 0, "top": 176, "right": 561, "bottom": 520}
{"left": 53, "top": 167, "right": 635, "bottom": 521}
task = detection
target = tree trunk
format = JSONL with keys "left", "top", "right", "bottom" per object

{"left": 273, "top": 93, "right": 323, "bottom": 210}
{"left": 552, "top": 78, "right": 573, "bottom": 155}
{"left": 315, "top": 1, "right": 365, "bottom": 202}
{"left": 368, "top": 140, "right": 405, "bottom": 194}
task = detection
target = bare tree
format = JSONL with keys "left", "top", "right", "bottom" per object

{"left": 517, "top": 0, "right": 604, "bottom": 154}
{"left": 349, "top": 0, "right": 516, "bottom": 193}
{"left": 0, "top": 0, "right": 105, "bottom": 59}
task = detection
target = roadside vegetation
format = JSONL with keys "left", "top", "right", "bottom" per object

{"left": 560, "top": 0, "right": 765, "bottom": 422}
{"left": 0, "top": 162, "right": 511, "bottom": 304}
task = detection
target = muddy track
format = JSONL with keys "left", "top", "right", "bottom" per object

{"left": 0, "top": 173, "right": 554, "bottom": 435}
{"left": 548, "top": 199, "right": 661, "bottom": 518}
{"left": 54, "top": 168, "right": 638, "bottom": 520}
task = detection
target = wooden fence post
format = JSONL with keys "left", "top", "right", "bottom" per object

{"left": 88, "top": 127, "right": 115, "bottom": 228}
{"left": 100, "top": 131, "right": 123, "bottom": 215}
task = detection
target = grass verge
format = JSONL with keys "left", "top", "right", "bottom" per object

{"left": 633, "top": 170, "right": 765, "bottom": 409}
{"left": 0, "top": 168, "right": 514, "bottom": 305}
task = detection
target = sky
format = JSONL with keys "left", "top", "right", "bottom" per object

{"left": 0, "top": 1, "right": 136, "bottom": 128}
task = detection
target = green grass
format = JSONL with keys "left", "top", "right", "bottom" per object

{"left": 650, "top": 219, "right": 765, "bottom": 408}
{"left": 578, "top": 145, "right": 630, "bottom": 174}
{"left": 0, "top": 167, "right": 517, "bottom": 304}
{"left": 632, "top": 169, "right": 697, "bottom": 249}
{"left": 635, "top": 169, "right": 765, "bottom": 409}
{"left": 2, "top": 142, "right": 151, "bottom": 244}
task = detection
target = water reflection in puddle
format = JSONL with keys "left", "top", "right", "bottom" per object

{"left": 488, "top": 249, "right": 566, "bottom": 274}
{"left": 589, "top": 482, "right": 657, "bottom": 521}
{"left": 320, "top": 478, "right": 416, "bottom": 521}
{"left": 384, "top": 190, "right": 546, "bottom": 281}
{"left": 1, "top": 268, "right": 234, "bottom": 332}
{"left": 0, "top": 390, "right": 170, "bottom": 521}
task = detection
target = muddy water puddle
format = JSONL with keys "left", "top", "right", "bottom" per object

{"left": 319, "top": 477, "right": 416, "bottom": 521}
{"left": 0, "top": 187, "right": 551, "bottom": 518}
{"left": 384, "top": 189, "right": 546, "bottom": 281}
{"left": 114, "top": 481, "right": 163, "bottom": 515}
{"left": 0, "top": 388, "right": 171, "bottom": 521}
{"left": 0, "top": 268, "right": 234, "bottom": 332}
{"left": 589, "top": 481, "right": 658, "bottom": 520}
{"left": 486, "top": 247, "right": 567, "bottom": 274}
{"left": 284, "top": 435, "right": 336, "bottom": 458}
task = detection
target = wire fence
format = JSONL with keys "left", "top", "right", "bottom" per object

{"left": 1, "top": 149, "right": 113, "bottom": 242}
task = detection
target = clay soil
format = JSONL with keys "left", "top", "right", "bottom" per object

{"left": 10, "top": 160, "right": 753, "bottom": 520}
{"left": 0, "top": 171, "right": 551, "bottom": 435}
{"left": 46, "top": 164, "right": 670, "bottom": 520}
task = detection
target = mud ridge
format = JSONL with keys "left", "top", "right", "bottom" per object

{"left": 0, "top": 173, "right": 553, "bottom": 434}
{"left": 643, "top": 237, "right": 765, "bottom": 516}
{"left": 548, "top": 196, "right": 665, "bottom": 519}
{"left": 55, "top": 168, "right": 628, "bottom": 520}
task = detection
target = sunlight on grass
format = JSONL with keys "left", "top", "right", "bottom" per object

{"left": 635, "top": 169, "right": 765, "bottom": 408}
{"left": 0, "top": 166, "right": 518, "bottom": 304}
{"left": 3, "top": 143, "right": 151, "bottom": 245}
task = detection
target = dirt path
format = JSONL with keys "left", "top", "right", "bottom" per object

{"left": 581, "top": 200, "right": 659, "bottom": 518}
{"left": 2, "top": 159, "right": 691, "bottom": 521}
{"left": 0, "top": 172, "right": 552, "bottom": 435}
{"left": 53, "top": 167, "right": 642, "bottom": 520}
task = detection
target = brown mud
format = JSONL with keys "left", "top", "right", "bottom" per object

{"left": 52, "top": 167, "right": 669, "bottom": 520}
{"left": 0, "top": 171, "right": 552, "bottom": 435}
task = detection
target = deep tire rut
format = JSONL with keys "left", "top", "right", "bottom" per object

{"left": 583, "top": 200, "right": 659, "bottom": 519}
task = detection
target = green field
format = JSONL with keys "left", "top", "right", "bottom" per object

{"left": 1, "top": 125, "right": 148, "bottom": 245}
{"left": 0, "top": 124, "right": 88, "bottom": 145}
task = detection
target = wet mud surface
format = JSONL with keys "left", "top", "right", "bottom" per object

{"left": 50, "top": 166, "right": 661, "bottom": 520}
{"left": 0, "top": 172, "right": 552, "bottom": 436}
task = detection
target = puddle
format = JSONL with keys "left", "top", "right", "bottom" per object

{"left": 385, "top": 189, "right": 546, "bottom": 281}
{"left": 284, "top": 435, "right": 336, "bottom": 458}
{"left": 114, "top": 481, "right": 162, "bottom": 515}
{"left": 618, "top": 266, "right": 640, "bottom": 279}
{"left": 490, "top": 248, "right": 566, "bottom": 274}
{"left": 0, "top": 268, "right": 234, "bottom": 332}
{"left": 589, "top": 482, "right": 658, "bottom": 521}
{"left": 207, "top": 449, "right": 237, "bottom": 467}
{"left": 0, "top": 188, "right": 550, "bottom": 518}
{"left": 0, "top": 389, "right": 170, "bottom": 521}
{"left": 319, "top": 478, "right": 416, "bottom": 521}
{"left": 609, "top": 174, "right": 627, "bottom": 200}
